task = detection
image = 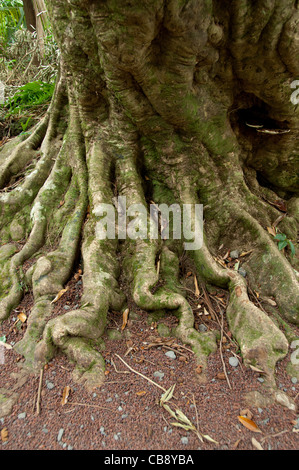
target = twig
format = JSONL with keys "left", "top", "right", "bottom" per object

{"left": 35, "top": 367, "right": 44, "bottom": 415}
{"left": 219, "top": 313, "right": 232, "bottom": 390}
{"left": 111, "top": 357, "right": 130, "bottom": 374}
{"left": 114, "top": 353, "right": 168, "bottom": 394}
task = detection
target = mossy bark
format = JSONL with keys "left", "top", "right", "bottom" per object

{"left": 0, "top": 0, "right": 298, "bottom": 399}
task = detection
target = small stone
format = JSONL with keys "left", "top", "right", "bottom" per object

{"left": 230, "top": 250, "right": 239, "bottom": 259}
{"left": 238, "top": 267, "right": 247, "bottom": 277}
{"left": 181, "top": 437, "right": 188, "bottom": 445}
{"left": 165, "top": 351, "right": 176, "bottom": 360}
{"left": 18, "top": 412, "right": 26, "bottom": 419}
{"left": 46, "top": 381, "right": 55, "bottom": 390}
{"left": 198, "top": 324, "right": 207, "bottom": 332}
{"left": 291, "top": 377, "right": 298, "bottom": 384}
{"left": 257, "top": 377, "right": 265, "bottom": 383}
{"left": 100, "top": 426, "right": 106, "bottom": 435}
{"left": 228, "top": 357, "right": 239, "bottom": 367}
{"left": 57, "top": 428, "right": 64, "bottom": 442}
{"left": 153, "top": 371, "right": 165, "bottom": 380}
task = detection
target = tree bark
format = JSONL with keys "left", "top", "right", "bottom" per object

{"left": 23, "top": 0, "right": 36, "bottom": 33}
{"left": 0, "top": 0, "right": 298, "bottom": 406}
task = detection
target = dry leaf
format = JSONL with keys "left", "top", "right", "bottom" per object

{"left": 1, "top": 428, "right": 8, "bottom": 442}
{"left": 249, "top": 365, "right": 265, "bottom": 374}
{"left": 17, "top": 312, "right": 27, "bottom": 323}
{"left": 267, "top": 226, "right": 276, "bottom": 237}
{"left": 121, "top": 308, "right": 130, "bottom": 331}
{"left": 51, "top": 287, "right": 69, "bottom": 304}
{"left": 251, "top": 437, "right": 263, "bottom": 450}
{"left": 216, "top": 372, "right": 226, "bottom": 380}
{"left": 202, "top": 434, "right": 219, "bottom": 444}
{"left": 240, "top": 408, "right": 253, "bottom": 420}
{"left": 195, "top": 365, "right": 203, "bottom": 375}
{"left": 238, "top": 415, "right": 262, "bottom": 433}
{"left": 194, "top": 276, "right": 200, "bottom": 297}
{"left": 61, "top": 386, "right": 71, "bottom": 406}
{"left": 136, "top": 391, "right": 146, "bottom": 396}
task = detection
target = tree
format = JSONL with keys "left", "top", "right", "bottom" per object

{"left": 0, "top": 0, "right": 298, "bottom": 406}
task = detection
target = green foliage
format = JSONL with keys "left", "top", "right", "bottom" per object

{"left": 6, "top": 80, "right": 54, "bottom": 116}
{"left": 0, "top": 0, "right": 25, "bottom": 48}
{"left": 274, "top": 233, "right": 296, "bottom": 257}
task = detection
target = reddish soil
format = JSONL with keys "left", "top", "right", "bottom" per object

{"left": 0, "top": 271, "right": 298, "bottom": 452}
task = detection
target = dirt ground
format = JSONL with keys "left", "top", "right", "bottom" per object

{"left": 0, "top": 268, "right": 298, "bottom": 452}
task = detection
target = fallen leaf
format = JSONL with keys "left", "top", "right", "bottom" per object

{"left": 0, "top": 341, "right": 12, "bottom": 350}
{"left": 1, "top": 428, "right": 8, "bottom": 442}
{"left": 240, "top": 408, "right": 253, "bottom": 420}
{"left": 136, "top": 391, "right": 146, "bottom": 396}
{"left": 267, "top": 226, "right": 276, "bottom": 237}
{"left": 195, "top": 365, "right": 203, "bottom": 375}
{"left": 216, "top": 372, "right": 226, "bottom": 380}
{"left": 232, "top": 438, "right": 241, "bottom": 449}
{"left": 17, "top": 312, "right": 27, "bottom": 323}
{"left": 251, "top": 437, "right": 263, "bottom": 450}
{"left": 61, "top": 386, "right": 71, "bottom": 406}
{"left": 194, "top": 276, "right": 200, "bottom": 297}
{"left": 239, "top": 250, "right": 253, "bottom": 257}
{"left": 249, "top": 365, "right": 265, "bottom": 374}
{"left": 51, "top": 287, "right": 69, "bottom": 304}
{"left": 202, "top": 434, "right": 219, "bottom": 444}
{"left": 238, "top": 416, "right": 262, "bottom": 433}
{"left": 160, "top": 384, "right": 176, "bottom": 405}
{"left": 121, "top": 308, "right": 130, "bottom": 331}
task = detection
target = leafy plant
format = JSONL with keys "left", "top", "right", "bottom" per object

{"left": 0, "top": 0, "right": 25, "bottom": 48}
{"left": 20, "top": 116, "right": 32, "bottom": 131}
{"left": 6, "top": 80, "right": 54, "bottom": 116}
{"left": 274, "top": 233, "right": 296, "bottom": 256}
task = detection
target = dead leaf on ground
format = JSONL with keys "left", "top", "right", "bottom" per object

{"left": 267, "top": 226, "right": 276, "bottom": 237}
{"left": 251, "top": 437, "right": 263, "bottom": 450}
{"left": 61, "top": 386, "right": 71, "bottom": 406}
{"left": 216, "top": 372, "right": 226, "bottom": 380}
{"left": 121, "top": 308, "right": 130, "bottom": 331}
{"left": 194, "top": 275, "right": 200, "bottom": 297}
{"left": 1, "top": 428, "right": 8, "bottom": 442}
{"left": 136, "top": 391, "right": 146, "bottom": 397}
{"left": 238, "top": 415, "right": 262, "bottom": 433}
{"left": 17, "top": 312, "right": 27, "bottom": 323}
{"left": 195, "top": 365, "right": 203, "bottom": 375}
{"left": 240, "top": 408, "right": 253, "bottom": 420}
{"left": 51, "top": 287, "right": 69, "bottom": 304}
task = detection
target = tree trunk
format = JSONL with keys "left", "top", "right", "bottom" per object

{"left": 23, "top": 0, "right": 36, "bottom": 33}
{"left": 0, "top": 0, "right": 298, "bottom": 405}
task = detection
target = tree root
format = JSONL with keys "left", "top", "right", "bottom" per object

{"left": 0, "top": 0, "right": 298, "bottom": 406}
